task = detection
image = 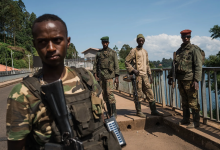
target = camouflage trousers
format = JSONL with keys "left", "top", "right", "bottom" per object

{"left": 178, "top": 80, "right": 200, "bottom": 111}
{"left": 136, "top": 75, "right": 155, "bottom": 102}
{"left": 100, "top": 78, "right": 116, "bottom": 104}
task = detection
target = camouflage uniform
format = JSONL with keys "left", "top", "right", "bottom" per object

{"left": 6, "top": 67, "right": 121, "bottom": 150}
{"left": 93, "top": 47, "right": 119, "bottom": 104}
{"left": 125, "top": 47, "right": 162, "bottom": 117}
{"left": 125, "top": 47, "right": 154, "bottom": 102}
{"left": 169, "top": 43, "right": 202, "bottom": 111}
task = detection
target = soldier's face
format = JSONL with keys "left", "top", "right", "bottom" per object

{"left": 137, "top": 38, "right": 145, "bottom": 47}
{"left": 102, "top": 41, "right": 109, "bottom": 49}
{"left": 181, "top": 35, "right": 191, "bottom": 44}
{"left": 33, "top": 20, "right": 70, "bottom": 67}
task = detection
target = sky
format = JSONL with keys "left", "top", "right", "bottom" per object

{"left": 23, "top": 0, "right": 220, "bottom": 60}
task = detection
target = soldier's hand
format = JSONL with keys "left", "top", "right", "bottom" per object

{"left": 168, "top": 78, "right": 172, "bottom": 85}
{"left": 149, "top": 74, "right": 153, "bottom": 84}
{"left": 114, "top": 76, "right": 119, "bottom": 84}
{"left": 133, "top": 69, "right": 139, "bottom": 76}
{"left": 94, "top": 73, "right": 99, "bottom": 81}
{"left": 192, "top": 81, "right": 199, "bottom": 90}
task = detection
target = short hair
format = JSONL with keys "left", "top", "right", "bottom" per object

{"left": 32, "top": 14, "right": 68, "bottom": 37}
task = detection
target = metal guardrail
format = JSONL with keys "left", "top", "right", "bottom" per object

{"left": 117, "top": 67, "right": 220, "bottom": 124}
{"left": 0, "top": 69, "right": 31, "bottom": 76}
{"left": 0, "top": 69, "right": 32, "bottom": 83}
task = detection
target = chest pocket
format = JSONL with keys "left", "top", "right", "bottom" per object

{"left": 176, "top": 50, "right": 193, "bottom": 73}
{"left": 100, "top": 51, "right": 114, "bottom": 72}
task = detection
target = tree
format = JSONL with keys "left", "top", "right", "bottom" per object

{"left": 209, "top": 25, "right": 220, "bottom": 39}
{"left": 119, "top": 44, "right": 132, "bottom": 60}
{"left": 66, "top": 43, "right": 78, "bottom": 59}
{"left": 113, "top": 45, "right": 119, "bottom": 58}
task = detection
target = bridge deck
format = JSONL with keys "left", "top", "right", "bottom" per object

{"left": 0, "top": 80, "right": 220, "bottom": 150}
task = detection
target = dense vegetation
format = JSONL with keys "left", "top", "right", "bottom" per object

{"left": 0, "top": 0, "right": 78, "bottom": 68}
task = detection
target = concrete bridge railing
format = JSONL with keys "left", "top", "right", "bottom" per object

{"left": 117, "top": 67, "right": 220, "bottom": 124}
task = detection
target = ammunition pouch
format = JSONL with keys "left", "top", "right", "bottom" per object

{"left": 91, "top": 92, "right": 103, "bottom": 119}
{"left": 83, "top": 126, "right": 121, "bottom": 150}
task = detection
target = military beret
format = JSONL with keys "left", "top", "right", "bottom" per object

{"left": 100, "top": 36, "right": 109, "bottom": 42}
{"left": 137, "top": 34, "right": 145, "bottom": 40}
{"left": 180, "top": 29, "right": 192, "bottom": 35}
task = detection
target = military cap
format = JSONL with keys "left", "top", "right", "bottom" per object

{"left": 100, "top": 36, "right": 109, "bottom": 42}
{"left": 137, "top": 34, "right": 145, "bottom": 40}
{"left": 180, "top": 29, "right": 192, "bottom": 36}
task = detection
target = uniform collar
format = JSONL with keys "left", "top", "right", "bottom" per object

{"left": 180, "top": 42, "right": 191, "bottom": 50}
{"left": 136, "top": 47, "right": 143, "bottom": 51}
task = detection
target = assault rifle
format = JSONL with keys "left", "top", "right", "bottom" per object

{"left": 41, "top": 79, "right": 83, "bottom": 150}
{"left": 171, "top": 52, "right": 176, "bottom": 88}
{"left": 130, "top": 73, "right": 140, "bottom": 109}
{"left": 170, "top": 52, "right": 176, "bottom": 109}
{"left": 96, "top": 52, "right": 101, "bottom": 83}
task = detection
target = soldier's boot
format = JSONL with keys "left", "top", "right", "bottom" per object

{"left": 106, "top": 102, "right": 112, "bottom": 117}
{"left": 149, "top": 101, "right": 163, "bottom": 116}
{"left": 187, "top": 109, "right": 200, "bottom": 128}
{"left": 111, "top": 103, "right": 117, "bottom": 118}
{"left": 135, "top": 103, "right": 146, "bottom": 118}
{"left": 179, "top": 108, "right": 190, "bottom": 125}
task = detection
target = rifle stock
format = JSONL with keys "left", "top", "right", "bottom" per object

{"left": 41, "top": 79, "right": 83, "bottom": 150}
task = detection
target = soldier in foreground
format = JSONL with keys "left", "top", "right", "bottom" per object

{"left": 6, "top": 14, "right": 121, "bottom": 150}
{"left": 125, "top": 34, "right": 162, "bottom": 118}
{"left": 93, "top": 36, "right": 119, "bottom": 118}
{"left": 168, "top": 29, "right": 203, "bottom": 128}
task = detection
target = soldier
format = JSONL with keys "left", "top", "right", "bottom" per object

{"left": 6, "top": 14, "right": 121, "bottom": 150}
{"left": 168, "top": 29, "right": 202, "bottom": 128}
{"left": 125, "top": 34, "right": 162, "bottom": 118}
{"left": 93, "top": 36, "right": 119, "bottom": 118}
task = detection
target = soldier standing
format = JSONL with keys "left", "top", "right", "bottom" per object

{"left": 125, "top": 34, "right": 162, "bottom": 118}
{"left": 93, "top": 36, "right": 119, "bottom": 118}
{"left": 6, "top": 14, "right": 121, "bottom": 150}
{"left": 168, "top": 29, "right": 203, "bottom": 128}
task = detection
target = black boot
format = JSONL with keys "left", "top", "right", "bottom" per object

{"left": 111, "top": 103, "right": 117, "bottom": 118}
{"left": 135, "top": 103, "right": 146, "bottom": 118}
{"left": 179, "top": 108, "right": 190, "bottom": 125}
{"left": 149, "top": 101, "right": 163, "bottom": 116}
{"left": 106, "top": 102, "right": 112, "bottom": 117}
{"left": 187, "top": 109, "right": 200, "bottom": 128}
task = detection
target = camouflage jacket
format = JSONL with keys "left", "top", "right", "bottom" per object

{"left": 169, "top": 43, "right": 202, "bottom": 81}
{"left": 125, "top": 47, "right": 152, "bottom": 76}
{"left": 6, "top": 67, "right": 102, "bottom": 145}
{"left": 93, "top": 47, "right": 119, "bottom": 80}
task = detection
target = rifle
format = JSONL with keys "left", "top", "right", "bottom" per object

{"left": 172, "top": 52, "right": 176, "bottom": 88}
{"left": 130, "top": 73, "right": 140, "bottom": 109}
{"left": 96, "top": 52, "right": 101, "bottom": 83}
{"left": 171, "top": 52, "right": 176, "bottom": 109}
{"left": 41, "top": 79, "right": 83, "bottom": 150}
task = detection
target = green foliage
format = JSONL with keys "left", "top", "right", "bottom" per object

{"left": 66, "top": 43, "right": 78, "bottom": 59}
{"left": 204, "top": 51, "right": 220, "bottom": 94}
{"left": 119, "top": 44, "right": 132, "bottom": 60}
{"left": 149, "top": 58, "right": 172, "bottom": 68}
{"left": 0, "top": 0, "right": 78, "bottom": 69}
{"left": 118, "top": 58, "right": 126, "bottom": 70}
{"left": 149, "top": 62, "right": 155, "bottom": 68}
{"left": 209, "top": 25, "right": 220, "bottom": 39}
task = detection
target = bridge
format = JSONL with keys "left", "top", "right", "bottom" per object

{"left": 0, "top": 67, "right": 220, "bottom": 150}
